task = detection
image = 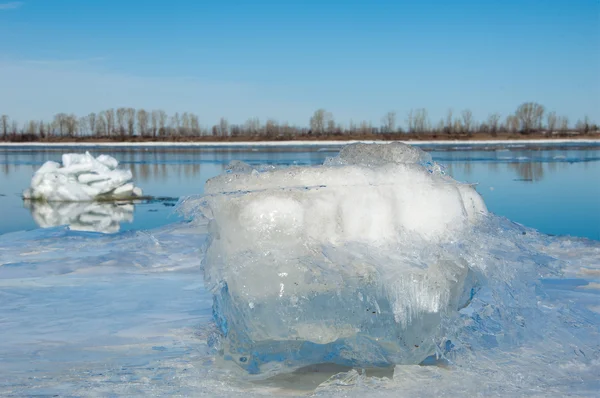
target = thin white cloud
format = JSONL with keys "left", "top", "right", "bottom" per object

{"left": 0, "top": 2, "right": 23, "bottom": 10}
{"left": 24, "top": 57, "right": 107, "bottom": 66}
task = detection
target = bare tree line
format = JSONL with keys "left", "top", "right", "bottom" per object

{"left": 1, "top": 102, "right": 598, "bottom": 142}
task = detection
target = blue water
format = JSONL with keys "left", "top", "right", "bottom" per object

{"left": 1, "top": 144, "right": 598, "bottom": 239}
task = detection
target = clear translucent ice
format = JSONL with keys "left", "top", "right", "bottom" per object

{"left": 197, "top": 143, "right": 489, "bottom": 374}
{"left": 22, "top": 152, "right": 143, "bottom": 201}
{"left": 1, "top": 143, "right": 599, "bottom": 396}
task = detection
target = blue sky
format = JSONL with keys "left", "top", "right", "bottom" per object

{"left": 0, "top": 0, "right": 598, "bottom": 127}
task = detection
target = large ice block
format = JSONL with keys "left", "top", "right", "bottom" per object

{"left": 199, "top": 142, "right": 488, "bottom": 374}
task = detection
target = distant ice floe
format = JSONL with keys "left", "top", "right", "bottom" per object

{"left": 22, "top": 152, "right": 143, "bottom": 202}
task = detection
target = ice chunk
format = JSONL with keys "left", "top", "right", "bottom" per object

{"left": 25, "top": 200, "right": 135, "bottom": 233}
{"left": 77, "top": 173, "right": 109, "bottom": 184}
{"left": 23, "top": 152, "right": 144, "bottom": 202}
{"left": 132, "top": 186, "right": 143, "bottom": 197}
{"left": 96, "top": 154, "right": 119, "bottom": 169}
{"left": 324, "top": 141, "right": 432, "bottom": 167}
{"left": 199, "top": 143, "right": 488, "bottom": 374}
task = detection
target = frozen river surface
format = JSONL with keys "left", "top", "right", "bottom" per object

{"left": 0, "top": 143, "right": 599, "bottom": 396}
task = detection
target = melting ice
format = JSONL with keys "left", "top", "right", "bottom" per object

{"left": 1, "top": 143, "right": 599, "bottom": 396}
{"left": 195, "top": 143, "right": 489, "bottom": 373}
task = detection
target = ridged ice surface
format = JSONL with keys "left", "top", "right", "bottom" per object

{"left": 1, "top": 143, "right": 599, "bottom": 396}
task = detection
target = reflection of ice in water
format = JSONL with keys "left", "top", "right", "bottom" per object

{"left": 24, "top": 200, "right": 134, "bottom": 233}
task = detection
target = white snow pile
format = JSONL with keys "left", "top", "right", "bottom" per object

{"left": 22, "top": 152, "right": 143, "bottom": 202}
{"left": 25, "top": 200, "right": 134, "bottom": 233}
{"left": 192, "top": 142, "right": 491, "bottom": 374}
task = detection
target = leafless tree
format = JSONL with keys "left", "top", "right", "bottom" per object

{"left": 445, "top": 109, "right": 454, "bottom": 135}
{"left": 381, "top": 111, "right": 396, "bottom": 133}
{"left": 488, "top": 113, "right": 501, "bottom": 136}
{"left": 453, "top": 119, "right": 463, "bottom": 135}
{"left": 180, "top": 112, "right": 189, "bottom": 136}
{"left": 157, "top": 110, "right": 167, "bottom": 136}
{"left": 38, "top": 120, "right": 46, "bottom": 139}
{"left": 413, "top": 109, "right": 429, "bottom": 133}
{"left": 506, "top": 115, "right": 519, "bottom": 134}
{"left": 1, "top": 115, "right": 8, "bottom": 140}
{"left": 230, "top": 124, "right": 241, "bottom": 137}
{"left": 435, "top": 119, "right": 445, "bottom": 134}
{"left": 26, "top": 120, "right": 37, "bottom": 136}
{"left": 326, "top": 118, "right": 336, "bottom": 135}
{"left": 556, "top": 116, "right": 568, "bottom": 135}
{"left": 245, "top": 118, "right": 261, "bottom": 136}
{"left": 151, "top": 110, "right": 159, "bottom": 138}
{"left": 546, "top": 111, "right": 557, "bottom": 135}
{"left": 65, "top": 114, "right": 78, "bottom": 137}
{"left": 348, "top": 119, "right": 356, "bottom": 135}
{"left": 170, "top": 112, "right": 180, "bottom": 136}
{"left": 137, "top": 109, "right": 149, "bottom": 136}
{"left": 265, "top": 119, "right": 279, "bottom": 138}
{"left": 125, "top": 108, "right": 135, "bottom": 136}
{"left": 310, "top": 109, "right": 332, "bottom": 135}
{"left": 575, "top": 116, "right": 591, "bottom": 134}
{"left": 461, "top": 109, "right": 473, "bottom": 134}
{"left": 280, "top": 122, "right": 294, "bottom": 138}
{"left": 335, "top": 123, "right": 344, "bottom": 135}
{"left": 219, "top": 117, "right": 229, "bottom": 137}
{"left": 406, "top": 110, "right": 415, "bottom": 133}
{"left": 97, "top": 112, "right": 108, "bottom": 136}
{"left": 515, "top": 102, "right": 544, "bottom": 133}
{"left": 359, "top": 120, "right": 372, "bottom": 135}
{"left": 104, "top": 108, "right": 116, "bottom": 136}
{"left": 407, "top": 109, "right": 428, "bottom": 134}
{"left": 10, "top": 120, "right": 18, "bottom": 136}
{"left": 53, "top": 113, "right": 68, "bottom": 136}
{"left": 87, "top": 113, "right": 97, "bottom": 137}
{"left": 190, "top": 113, "right": 200, "bottom": 136}
{"left": 116, "top": 108, "right": 127, "bottom": 137}
{"left": 79, "top": 116, "right": 89, "bottom": 136}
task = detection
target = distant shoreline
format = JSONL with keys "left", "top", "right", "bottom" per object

{"left": 1, "top": 138, "right": 599, "bottom": 147}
